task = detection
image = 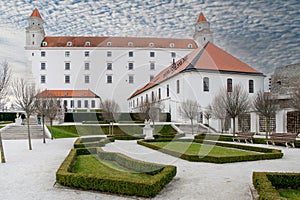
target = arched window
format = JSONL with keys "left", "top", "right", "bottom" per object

{"left": 203, "top": 77, "right": 209, "bottom": 92}
{"left": 227, "top": 78, "right": 232, "bottom": 92}
{"left": 249, "top": 80, "right": 254, "bottom": 93}
{"left": 67, "top": 41, "right": 72, "bottom": 46}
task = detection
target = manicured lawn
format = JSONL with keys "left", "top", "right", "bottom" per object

{"left": 152, "top": 142, "right": 261, "bottom": 157}
{"left": 279, "top": 189, "right": 300, "bottom": 200}
{"left": 74, "top": 155, "right": 152, "bottom": 180}
{"left": 51, "top": 125, "right": 176, "bottom": 138}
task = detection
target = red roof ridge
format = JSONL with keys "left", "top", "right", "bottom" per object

{"left": 197, "top": 13, "right": 207, "bottom": 22}
{"left": 30, "top": 8, "right": 42, "bottom": 19}
{"left": 38, "top": 89, "right": 99, "bottom": 98}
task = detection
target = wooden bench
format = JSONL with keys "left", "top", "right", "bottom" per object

{"left": 233, "top": 132, "right": 255, "bottom": 143}
{"left": 266, "top": 132, "right": 299, "bottom": 148}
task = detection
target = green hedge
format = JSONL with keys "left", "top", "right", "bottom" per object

{"left": 137, "top": 139, "right": 283, "bottom": 163}
{"left": 253, "top": 172, "right": 300, "bottom": 200}
{"left": 153, "top": 133, "right": 185, "bottom": 140}
{"left": 0, "top": 112, "right": 18, "bottom": 121}
{"left": 195, "top": 133, "right": 300, "bottom": 148}
{"left": 64, "top": 112, "right": 171, "bottom": 123}
{"left": 56, "top": 148, "right": 176, "bottom": 197}
{"left": 73, "top": 137, "right": 114, "bottom": 149}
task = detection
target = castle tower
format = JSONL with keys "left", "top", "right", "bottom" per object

{"left": 25, "top": 8, "right": 45, "bottom": 49}
{"left": 193, "top": 13, "right": 213, "bottom": 46}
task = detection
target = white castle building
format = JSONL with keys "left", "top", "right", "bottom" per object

{"left": 25, "top": 9, "right": 212, "bottom": 111}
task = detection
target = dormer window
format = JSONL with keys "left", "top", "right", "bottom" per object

{"left": 149, "top": 42, "right": 154, "bottom": 47}
{"left": 170, "top": 43, "right": 175, "bottom": 48}
{"left": 42, "top": 42, "right": 47, "bottom": 47}
{"left": 85, "top": 41, "right": 90, "bottom": 46}
{"left": 107, "top": 42, "right": 112, "bottom": 46}
{"left": 67, "top": 41, "right": 72, "bottom": 47}
{"left": 128, "top": 42, "right": 133, "bottom": 46}
{"left": 188, "top": 43, "right": 193, "bottom": 48}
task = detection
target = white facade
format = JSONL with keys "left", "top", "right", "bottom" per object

{"left": 25, "top": 9, "right": 203, "bottom": 111}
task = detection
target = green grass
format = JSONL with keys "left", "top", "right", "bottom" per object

{"left": 278, "top": 189, "right": 300, "bottom": 200}
{"left": 51, "top": 125, "right": 176, "bottom": 138}
{"left": 74, "top": 155, "right": 152, "bottom": 179}
{"left": 152, "top": 142, "right": 261, "bottom": 157}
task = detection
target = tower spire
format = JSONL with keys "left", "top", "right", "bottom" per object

{"left": 25, "top": 8, "right": 45, "bottom": 49}
{"left": 193, "top": 12, "right": 213, "bottom": 46}
{"left": 30, "top": 8, "right": 42, "bottom": 19}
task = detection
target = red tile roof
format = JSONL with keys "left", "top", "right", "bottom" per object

{"left": 30, "top": 8, "right": 42, "bottom": 19}
{"left": 42, "top": 36, "right": 198, "bottom": 49}
{"left": 129, "top": 42, "right": 263, "bottom": 99}
{"left": 38, "top": 89, "right": 100, "bottom": 98}
{"left": 197, "top": 13, "right": 207, "bottom": 22}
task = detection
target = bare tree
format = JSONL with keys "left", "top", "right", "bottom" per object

{"left": 13, "top": 78, "right": 37, "bottom": 150}
{"left": 139, "top": 95, "right": 164, "bottom": 129}
{"left": 180, "top": 100, "right": 201, "bottom": 135}
{"left": 210, "top": 94, "right": 227, "bottom": 133}
{"left": 35, "top": 92, "right": 60, "bottom": 141}
{"left": 0, "top": 61, "right": 11, "bottom": 163}
{"left": 253, "top": 91, "right": 278, "bottom": 139}
{"left": 204, "top": 105, "right": 212, "bottom": 127}
{"left": 220, "top": 85, "right": 251, "bottom": 136}
{"left": 101, "top": 99, "right": 120, "bottom": 135}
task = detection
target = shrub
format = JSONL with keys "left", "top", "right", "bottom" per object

{"left": 56, "top": 148, "right": 177, "bottom": 197}
{"left": 253, "top": 172, "right": 300, "bottom": 200}
{"left": 137, "top": 139, "right": 283, "bottom": 163}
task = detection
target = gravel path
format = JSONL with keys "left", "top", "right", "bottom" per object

{"left": 0, "top": 138, "right": 299, "bottom": 200}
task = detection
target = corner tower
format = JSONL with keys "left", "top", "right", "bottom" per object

{"left": 25, "top": 8, "right": 45, "bottom": 49}
{"left": 193, "top": 13, "right": 213, "bottom": 46}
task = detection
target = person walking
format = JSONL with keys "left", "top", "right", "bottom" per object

{"left": 21, "top": 113, "right": 26, "bottom": 125}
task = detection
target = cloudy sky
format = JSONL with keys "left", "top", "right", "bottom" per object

{"left": 0, "top": 0, "right": 299, "bottom": 77}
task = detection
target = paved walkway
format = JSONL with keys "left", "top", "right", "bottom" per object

{"left": 0, "top": 138, "right": 299, "bottom": 200}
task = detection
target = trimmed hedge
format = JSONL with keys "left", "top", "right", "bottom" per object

{"left": 137, "top": 139, "right": 283, "bottom": 163}
{"left": 56, "top": 148, "right": 177, "bottom": 198}
{"left": 73, "top": 137, "right": 114, "bottom": 149}
{"left": 253, "top": 172, "right": 300, "bottom": 200}
{"left": 195, "top": 133, "right": 300, "bottom": 148}
{"left": 64, "top": 112, "right": 171, "bottom": 123}
{"left": 0, "top": 112, "right": 19, "bottom": 121}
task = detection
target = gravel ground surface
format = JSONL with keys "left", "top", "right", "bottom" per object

{"left": 0, "top": 138, "right": 299, "bottom": 200}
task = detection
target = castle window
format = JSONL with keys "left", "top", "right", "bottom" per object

{"left": 128, "top": 62, "right": 134, "bottom": 70}
{"left": 128, "top": 75, "right": 134, "bottom": 84}
{"left": 170, "top": 43, "right": 174, "bottom": 48}
{"left": 65, "top": 75, "right": 70, "bottom": 84}
{"left": 85, "top": 41, "right": 90, "bottom": 46}
{"left": 107, "top": 63, "right": 112, "bottom": 70}
{"left": 171, "top": 52, "right": 176, "bottom": 58}
{"left": 158, "top": 88, "right": 161, "bottom": 100}
{"left": 188, "top": 44, "right": 193, "bottom": 48}
{"left": 40, "top": 62, "right": 46, "bottom": 70}
{"left": 150, "top": 75, "right": 154, "bottom": 81}
{"left": 129, "top": 51, "right": 133, "bottom": 57}
{"left": 107, "top": 42, "right": 112, "bottom": 46}
{"left": 70, "top": 100, "right": 74, "bottom": 108}
{"left": 65, "top": 51, "right": 70, "bottom": 57}
{"left": 107, "top": 51, "right": 112, "bottom": 57}
{"left": 84, "top": 62, "right": 90, "bottom": 70}
{"left": 150, "top": 52, "right": 155, "bottom": 57}
{"left": 65, "top": 62, "right": 70, "bottom": 70}
{"left": 40, "top": 75, "right": 46, "bottom": 84}
{"left": 249, "top": 80, "right": 254, "bottom": 93}
{"left": 203, "top": 77, "right": 209, "bottom": 92}
{"left": 32, "top": 34, "right": 35, "bottom": 37}
{"left": 91, "top": 100, "right": 95, "bottom": 108}
{"left": 84, "top": 100, "right": 89, "bottom": 108}
{"left": 176, "top": 80, "right": 180, "bottom": 94}
{"left": 42, "top": 42, "right": 47, "bottom": 47}
{"left": 128, "top": 42, "right": 133, "bottom": 46}
{"left": 32, "top": 41, "right": 35, "bottom": 45}
{"left": 150, "top": 62, "right": 155, "bottom": 70}
{"left": 77, "top": 100, "right": 81, "bottom": 108}
{"left": 107, "top": 75, "right": 112, "bottom": 83}
{"left": 227, "top": 78, "right": 232, "bottom": 92}
{"left": 84, "top": 51, "right": 89, "bottom": 57}
{"left": 149, "top": 42, "right": 154, "bottom": 47}
{"left": 41, "top": 51, "right": 46, "bottom": 57}
{"left": 67, "top": 41, "right": 72, "bottom": 47}
{"left": 166, "top": 84, "right": 169, "bottom": 97}
{"left": 84, "top": 75, "right": 90, "bottom": 83}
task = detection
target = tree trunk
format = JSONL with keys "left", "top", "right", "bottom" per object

{"left": 265, "top": 117, "right": 269, "bottom": 140}
{"left": 27, "top": 117, "right": 32, "bottom": 150}
{"left": 232, "top": 117, "right": 236, "bottom": 137}
{"left": 42, "top": 115, "right": 45, "bottom": 144}
{"left": 50, "top": 119, "right": 53, "bottom": 140}
{"left": 191, "top": 119, "right": 194, "bottom": 135}
{"left": 0, "top": 132, "right": 6, "bottom": 163}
